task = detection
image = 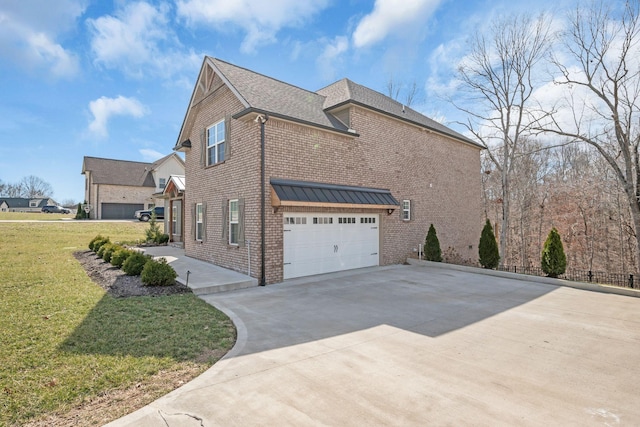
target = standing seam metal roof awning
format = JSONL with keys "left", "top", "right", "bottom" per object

{"left": 270, "top": 178, "right": 399, "bottom": 210}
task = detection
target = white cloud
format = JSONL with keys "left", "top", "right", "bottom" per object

{"left": 88, "top": 1, "right": 201, "bottom": 79}
{"left": 139, "top": 148, "right": 165, "bottom": 162}
{"left": 88, "top": 96, "right": 148, "bottom": 138}
{"left": 352, "top": 0, "right": 442, "bottom": 49}
{"left": 176, "top": 0, "right": 330, "bottom": 54}
{"left": 0, "top": 0, "right": 85, "bottom": 77}
{"left": 426, "top": 40, "right": 465, "bottom": 98}
{"left": 317, "top": 36, "right": 349, "bottom": 81}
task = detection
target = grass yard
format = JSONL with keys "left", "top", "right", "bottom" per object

{"left": 0, "top": 212, "right": 75, "bottom": 221}
{"left": 0, "top": 221, "right": 236, "bottom": 426}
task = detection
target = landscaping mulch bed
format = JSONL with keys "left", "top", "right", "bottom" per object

{"left": 73, "top": 250, "right": 191, "bottom": 297}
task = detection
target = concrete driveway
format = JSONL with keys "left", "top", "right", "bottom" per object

{"left": 107, "top": 264, "right": 640, "bottom": 426}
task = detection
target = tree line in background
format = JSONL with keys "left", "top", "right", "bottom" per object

{"left": 454, "top": 1, "right": 640, "bottom": 274}
{"left": 0, "top": 176, "right": 54, "bottom": 199}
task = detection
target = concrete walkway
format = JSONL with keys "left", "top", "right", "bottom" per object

{"left": 142, "top": 246, "right": 258, "bottom": 294}
{"left": 106, "top": 263, "right": 640, "bottom": 426}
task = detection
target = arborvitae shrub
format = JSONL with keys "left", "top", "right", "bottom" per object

{"left": 424, "top": 224, "right": 443, "bottom": 262}
{"left": 122, "top": 252, "right": 151, "bottom": 276}
{"left": 541, "top": 227, "right": 567, "bottom": 278}
{"left": 111, "top": 248, "right": 134, "bottom": 268}
{"left": 102, "top": 244, "right": 121, "bottom": 263}
{"left": 92, "top": 237, "right": 110, "bottom": 254}
{"left": 478, "top": 219, "right": 500, "bottom": 269}
{"left": 96, "top": 242, "right": 111, "bottom": 259}
{"left": 75, "top": 202, "right": 88, "bottom": 220}
{"left": 141, "top": 258, "right": 177, "bottom": 286}
{"left": 89, "top": 235, "right": 106, "bottom": 251}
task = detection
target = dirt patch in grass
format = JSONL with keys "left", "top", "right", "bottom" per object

{"left": 73, "top": 250, "right": 191, "bottom": 297}
{"left": 24, "top": 364, "right": 205, "bottom": 427}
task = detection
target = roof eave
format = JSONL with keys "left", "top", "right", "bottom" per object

{"left": 232, "top": 107, "right": 360, "bottom": 137}
{"left": 325, "top": 100, "right": 484, "bottom": 149}
{"left": 174, "top": 56, "right": 251, "bottom": 149}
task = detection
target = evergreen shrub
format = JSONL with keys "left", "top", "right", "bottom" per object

{"left": 541, "top": 227, "right": 567, "bottom": 278}
{"left": 141, "top": 258, "right": 177, "bottom": 287}
{"left": 122, "top": 252, "right": 151, "bottom": 276}
{"left": 111, "top": 248, "right": 135, "bottom": 268}
{"left": 478, "top": 219, "right": 500, "bottom": 269}
{"left": 424, "top": 224, "right": 443, "bottom": 262}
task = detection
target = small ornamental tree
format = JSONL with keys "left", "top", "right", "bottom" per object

{"left": 144, "top": 211, "right": 169, "bottom": 244}
{"left": 541, "top": 227, "right": 567, "bottom": 278}
{"left": 145, "top": 211, "right": 162, "bottom": 244}
{"left": 424, "top": 224, "right": 443, "bottom": 262}
{"left": 478, "top": 219, "right": 500, "bottom": 269}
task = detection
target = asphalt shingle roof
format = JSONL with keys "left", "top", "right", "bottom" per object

{"left": 0, "top": 198, "right": 50, "bottom": 208}
{"left": 206, "top": 57, "right": 481, "bottom": 147}
{"left": 82, "top": 157, "right": 155, "bottom": 187}
{"left": 212, "top": 58, "right": 348, "bottom": 132}
{"left": 317, "top": 78, "right": 480, "bottom": 146}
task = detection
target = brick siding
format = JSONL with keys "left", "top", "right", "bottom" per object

{"left": 183, "top": 86, "right": 482, "bottom": 283}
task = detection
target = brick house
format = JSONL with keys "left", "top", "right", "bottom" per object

{"left": 81, "top": 154, "right": 184, "bottom": 220}
{"left": 175, "top": 57, "right": 483, "bottom": 284}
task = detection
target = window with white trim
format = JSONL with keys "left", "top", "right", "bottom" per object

{"left": 402, "top": 200, "right": 411, "bottom": 221}
{"left": 207, "top": 120, "right": 226, "bottom": 165}
{"left": 159, "top": 178, "right": 166, "bottom": 189}
{"left": 229, "top": 199, "right": 239, "bottom": 245}
{"left": 196, "top": 203, "right": 204, "bottom": 241}
{"left": 30, "top": 201, "right": 37, "bottom": 207}
{"left": 172, "top": 204, "right": 178, "bottom": 235}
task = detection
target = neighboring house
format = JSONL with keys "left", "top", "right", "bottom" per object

{"left": 0, "top": 198, "right": 56, "bottom": 212}
{"left": 81, "top": 154, "right": 185, "bottom": 220}
{"left": 174, "top": 57, "right": 483, "bottom": 284}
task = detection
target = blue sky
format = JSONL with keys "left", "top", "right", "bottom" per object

{"left": 0, "top": 0, "right": 575, "bottom": 203}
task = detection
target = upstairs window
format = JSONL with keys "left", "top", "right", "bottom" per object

{"left": 207, "top": 120, "right": 226, "bottom": 165}
{"left": 159, "top": 178, "right": 166, "bottom": 189}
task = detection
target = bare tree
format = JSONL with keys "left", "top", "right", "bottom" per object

{"left": 385, "top": 76, "right": 420, "bottom": 107}
{"left": 454, "top": 13, "right": 553, "bottom": 262}
{"left": 1, "top": 183, "right": 23, "bottom": 198}
{"left": 537, "top": 1, "right": 640, "bottom": 271}
{"left": 19, "top": 175, "right": 53, "bottom": 198}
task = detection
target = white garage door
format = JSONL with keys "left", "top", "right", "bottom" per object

{"left": 283, "top": 213, "right": 379, "bottom": 279}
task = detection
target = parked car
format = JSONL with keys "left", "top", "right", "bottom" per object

{"left": 42, "top": 205, "right": 71, "bottom": 214}
{"left": 134, "top": 206, "right": 164, "bottom": 221}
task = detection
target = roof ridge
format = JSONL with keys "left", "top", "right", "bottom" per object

{"left": 83, "top": 156, "right": 153, "bottom": 166}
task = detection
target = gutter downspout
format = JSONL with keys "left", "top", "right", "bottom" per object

{"left": 258, "top": 114, "right": 268, "bottom": 286}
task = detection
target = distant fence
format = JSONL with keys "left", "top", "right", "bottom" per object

{"left": 497, "top": 265, "right": 638, "bottom": 289}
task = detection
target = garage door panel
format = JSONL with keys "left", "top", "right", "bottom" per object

{"left": 101, "top": 203, "right": 144, "bottom": 220}
{"left": 283, "top": 213, "right": 379, "bottom": 279}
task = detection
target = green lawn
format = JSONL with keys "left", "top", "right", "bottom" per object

{"left": 0, "top": 221, "right": 235, "bottom": 426}
{"left": 0, "top": 212, "right": 74, "bottom": 221}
